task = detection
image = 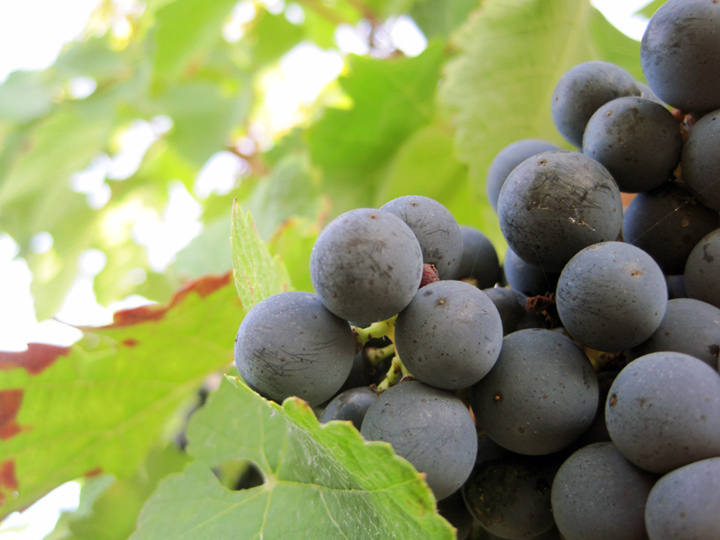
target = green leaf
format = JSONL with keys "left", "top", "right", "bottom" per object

{"left": 56, "top": 445, "right": 190, "bottom": 540}
{"left": 160, "top": 82, "right": 247, "bottom": 168}
{"left": 589, "top": 7, "right": 643, "bottom": 81}
{"left": 637, "top": 0, "right": 663, "bottom": 18}
{"left": 131, "top": 377, "right": 455, "bottom": 539}
{"left": 248, "top": 9, "right": 306, "bottom": 68}
{"left": 410, "top": 0, "right": 479, "bottom": 40}
{"left": 174, "top": 211, "right": 233, "bottom": 279}
{"left": 152, "top": 0, "right": 238, "bottom": 83}
{"left": 54, "top": 37, "right": 132, "bottom": 82}
{"left": 439, "top": 0, "right": 642, "bottom": 193}
{"left": 230, "top": 200, "right": 292, "bottom": 311}
{"left": 241, "top": 152, "right": 324, "bottom": 239}
{"left": 0, "top": 71, "right": 56, "bottom": 124}
{"left": 268, "top": 216, "right": 322, "bottom": 294}
{"left": 0, "top": 274, "right": 239, "bottom": 517}
{"left": 307, "top": 42, "right": 445, "bottom": 212}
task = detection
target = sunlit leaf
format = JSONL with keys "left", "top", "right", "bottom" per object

{"left": 131, "top": 377, "right": 455, "bottom": 539}
{"left": 0, "top": 274, "right": 238, "bottom": 517}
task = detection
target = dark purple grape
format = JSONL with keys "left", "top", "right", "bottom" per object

{"left": 631, "top": 298, "right": 720, "bottom": 370}
{"left": 502, "top": 246, "right": 559, "bottom": 297}
{"left": 455, "top": 225, "right": 501, "bottom": 288}
{"left": 556, "top": 242, "right": 667, "bottom": 352}
{"left": 319, "top": 386, "right": 377, "bottom": 429}
{"left": 482, "top": 287, "right": 546, "bottom": 335}
{"left": 681, "top": 108, "right": 720, "bottom": 212}
{"left": 360, "top": 380, "right": 477, "bottom": 500}
{"left": 645, "top": 457, "right": 720, "bottom": 540}
{"left": 309, "top": 208, "right": 423, "bottom": 325}
{"left": 469, "top": 329, "right": 598, "bottom": 455}
{"left": 381, "top": 195, "right": 463, "bottom": 279}
{"left": 394, "top": 280, "right": 503, "bottom": 390}
{"left": 437, "top": 490, "right": 473, "bottom": 540}
{"left": 462, "top": 453, "right": 559, "bottom": 539}
{"left": 605, "top": 351, "right": 720, "bottom": 473}
{"left": 497, "top": 151, "right": 623, "bottom": 272}
{"left": 486, "top": 139, "right": 560, "bottom": 212}
{"left": 582, "top": 96, "right": 682, "bottom": 193}
{"left": 641, "top": 0, "right": 720, "bottom": 113}
{"left": 551, "top": 442, "right": 657, "bottom": 540}
{"left": 622, "top": 183, "right": 719, "bottom": 275}
{"left": 551, "top": 61, "right": 640, "bottom": 148}
{"left": 684, "top": 228, "right": 720, "bottom": 309}
{"left": 234, "top": 291, "right": 356, "bottom": 407}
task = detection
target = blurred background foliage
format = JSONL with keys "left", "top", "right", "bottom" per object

{"left": 0, "top": 0, "right": 648, "bottom": 325}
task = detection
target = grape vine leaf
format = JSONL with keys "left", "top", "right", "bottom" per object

{"left": 439, "top": 0, "right": 643, "bottom": 191}
{"left": 0, "top": 274, "right": 240, "bottom": 517}
{"left": 131, "top": 377, "right": 456, "bottom": 539}
{"left": 307, "top": 42, "right": 445, "bottom": 213}
{"left": 231, "top": 200, "right": 292, "bottom": 311}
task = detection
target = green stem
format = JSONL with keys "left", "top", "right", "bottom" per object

{"left": 352, "top": 316, "right": 396, "bottom": 352}
{"left": 364, "top": 343, "right": 396, "bottom": 366}
{"left": 377, "top": 355, "right": 410, "bottom": 393}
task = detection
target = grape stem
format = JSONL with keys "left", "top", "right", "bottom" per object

{"left": 352, "top": 316, "right": 397, "bottom": 352}
{"left": 376, "top": 355, "right": 411, "bottom": 393}
{"left": 364, "top": 343, "right": 396, "bottom": 366}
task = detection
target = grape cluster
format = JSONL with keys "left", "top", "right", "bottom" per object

{"left": 234, "top": 1, "right": 720, "bottom": 538}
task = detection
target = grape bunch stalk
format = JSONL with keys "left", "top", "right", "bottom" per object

{"left": 234, "top": 1, "right": 720, "bottom": 538}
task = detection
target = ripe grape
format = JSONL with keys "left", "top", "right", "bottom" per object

{"left": 502, "top": 246, "right": 559, "bottom": 297}
{"left": 497, "top": 151, "right": 623, "bottom": 272}
{"left": 684, "top": 227, "right": 720, "bottom": 309}
{"left": 309, "top": 208, "right": 423, "bottom": 325}
{"left": 681, "top": 108, "right": 720, "bottom": 212}
{"left": 360, "top": 380, "right": 477, "bottom": 500}
{"left": 551, "top": 61, "right": 640, "bottom": 148}
{"left": 645, "top": 457, "right": 720, "bottom": 540}
{"left": 641, "top": 0, "right": 720, "bottom": 113}
{"left": 319, "top": 386, "right": 377, "bottom": 429}
{"left": 556, "top": 241, "right": 667, "bottom": 352}
{"left": 469, "top": 328, "right": 598, "bottom": 455}
{"left": 605, "top": 351, "right": 720, "bottom": 473}
{"left": 380, "top": 195, "right": 463, "bottom": 279}
{"left": 234, "top": 291, "right": 356, "bottom": 407}
{"left": 582, "top": 96, "right": 682, "bottom": 193}
{"left": 551, "top": 442, "right": 656, "bottom": 540}
{"left": 486, "top": 139, "right": 560, "bottom": 212}
{"left": 455, "top": 225, "right": 501, "bottom": 288}
{"left": 394, "top": 280, "right": 503, "bottom": 390}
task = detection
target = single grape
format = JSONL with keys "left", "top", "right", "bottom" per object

{"left": 630, "top": 298, "right": 720, "bottom": 370}
{"left": 469, "top": 328, "right": 598, "bottom": 455}
{"left": 551, "top": 61, "right": 640, "bottom": 148}
{"left": 684, "top": 228, "right": 720, "bottom": 309}
{"left": 605, "top": 351, "right": 720, "bottom": 473}
{"left": 380, "top": 195, "right": 463, "bottom": 279}
{"left": 497, "top": 151, "right": 623, "bottom": 272}
{"left": 309, "top": 208, "right": 423, "bottom": 325}
{"left": 455, "top": 225, "right": 501, "bottom": 288}
{"left": 394, "top": 280, "right": 503, "bottom": 390}
{"left": 645, "top": 457, "right": 720, "bottom": 540}
{"left": 319, "top": 386, "right": 377, "bottom": 430}
{"left": 502, "top": 246, "right": 559, "bottom": 297}
{"left": 681, "top": 108, "right": 720, "bottom": 212}
{"left": 551, "top": 442, "right": 657, "bottom": 540}
{"left": 582, "top": 96, "right": 682, "bottom": 193}
{"left": 556, "top": 241, "right": 667, "bottom": 352}
{"left": 486, "top": 139, "right": 560, "bottom": 212}
{"left": 234, "top": 291, "right": 356, "bottom": 407}
{"left": 360, "top": 380, "right": 477, "bottom": 500}
{"left": 641, "top": 0, "right": 720, "bottom": 113}
{"left": 622, "top": 182, "right": 719, "bottom": 275}
{"left": 463, "top": 452, "right": 559, "bottom": 539}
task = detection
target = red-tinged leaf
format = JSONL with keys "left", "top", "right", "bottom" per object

{"left": 0, "top": 460, "right": 17, "bottom": 507}
{"left": 0, "top": 271, "right": 254, "bottom": 518}
{"left": 0, "top": 343, "right": 71, "bottom": 375}
{"left": 0, "top": 390, "right": 24, "bottom": 441}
